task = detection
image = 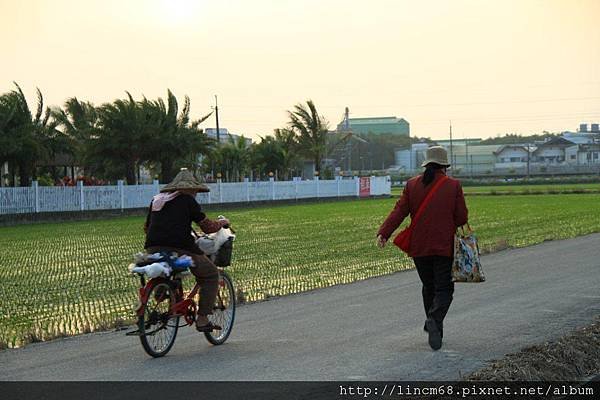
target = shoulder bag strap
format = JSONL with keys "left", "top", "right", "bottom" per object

{"left": 409, "top": 175, "right": 449, "bottom": 228}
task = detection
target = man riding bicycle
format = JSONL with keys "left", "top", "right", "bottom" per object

{"left": 144, "top": 168, "right": 228, "bottom": 332}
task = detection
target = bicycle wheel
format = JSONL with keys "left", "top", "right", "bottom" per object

{"left": 139, "top": 281, "right": 179, "bottom": 357}
{"left": 204, "top": 271, "right": 236, "bottom": 345}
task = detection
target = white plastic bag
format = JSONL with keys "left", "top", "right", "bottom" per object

{"left": 196, "top": 227, "right": 235, "bottom": 256}
{"left": 196, "top": 235, "right": 218, "bottom": 255}
{"left": 130, "top": 262, "right": 172, "bottom": 278}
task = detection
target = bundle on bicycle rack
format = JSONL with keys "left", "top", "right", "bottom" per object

{"left": 128, "top": 252, "right": 194, "bottom": 278}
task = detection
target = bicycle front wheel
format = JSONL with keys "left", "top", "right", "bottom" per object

{"left": 204, "top": 271, "right": 236, "bottom": 345}
{"left": 139, "top": 281, "right": 179, "bottom": 357}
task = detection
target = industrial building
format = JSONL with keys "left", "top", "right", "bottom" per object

{"left": 337, "top": 115, "right": 410, "bottom": 137}
{"left": 205, "top": 128, "right": 252, "bottom": 146}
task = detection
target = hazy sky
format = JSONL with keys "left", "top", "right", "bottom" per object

{"left": 2, "top": 0, "right": 600, "bottom": 141}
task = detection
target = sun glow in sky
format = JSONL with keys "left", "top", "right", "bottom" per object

{"left": 153, "top": 0, "right": 204, "bottom": 25}
{"left": 1, "top": 0, "right": 600, "bottom": 141}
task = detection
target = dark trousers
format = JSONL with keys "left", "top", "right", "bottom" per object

{"left": 146, "top": 246, "right": 219, "bottom": 316}
{"left": 413, "top": 256, "right": 454, "bottom": 332}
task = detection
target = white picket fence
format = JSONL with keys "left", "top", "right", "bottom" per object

{"left": 0, "top": 177, "right": 391, "bottom": 215}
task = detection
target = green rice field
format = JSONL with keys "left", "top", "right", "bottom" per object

{"left": 2, "top": 193, "right": 600, "bottom": 348}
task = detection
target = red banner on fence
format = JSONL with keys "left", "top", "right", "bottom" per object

{"left": 359, "top": 177, "right": 370, "bottom": 197}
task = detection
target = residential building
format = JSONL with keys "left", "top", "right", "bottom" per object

{"left": 579, "top": 144, "right": 600, "bottom": 164}
{"left": 494, "top": 145, "right": 534, "bottom": 169}
{"left": 532, "top": 137, "right": 575, "bottom": 164}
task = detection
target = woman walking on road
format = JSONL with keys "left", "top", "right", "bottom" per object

{"left": 377, "top": 146, "right": 468, "bottom": 350}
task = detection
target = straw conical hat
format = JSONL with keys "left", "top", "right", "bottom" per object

{"left": 160, "top": 168, "right": 210, "bottom": 193}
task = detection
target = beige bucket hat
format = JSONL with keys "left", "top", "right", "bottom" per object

{"left": 160, "top": 168, "right": 210, "bottom": 193}
{"left": 421, "top": 146, "right": 451, "bottom": 167}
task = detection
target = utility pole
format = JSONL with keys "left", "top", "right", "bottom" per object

{"left": 215, "top": 95, "right": 220, "bottom": 143}
{"left": 465, "top": 136, "right": 469, "bottom": 178}
{"left": 344, "top": 107, "right": 350, "bottom": 131}
{"left": 347, "top": 141, "right": 352, "bottom": 172}
{"left": 449, "top": 121, "right": 454, "bottom": 174}
{"left": 344, "top": 107, "right": 351, "bottom": 173}
{"left": 470, "top": 155, "right": 473, "bottom": 178}
{"left": 527, "top": 142, "right": 530, "bottom": 179}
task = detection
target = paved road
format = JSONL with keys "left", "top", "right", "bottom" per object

{"left": 1, "top": 234, "right": 599, "bottom": 381}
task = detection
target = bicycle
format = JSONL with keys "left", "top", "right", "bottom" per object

{"left": 127, "top": 240, "right": 236, "bottom": 358}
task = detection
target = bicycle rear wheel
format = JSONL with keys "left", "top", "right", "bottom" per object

{"left": 139, "top": 281, "right": 179, "bottom": 357}
{"left": 204, "top": 271, "right": 236, "bottom": 345}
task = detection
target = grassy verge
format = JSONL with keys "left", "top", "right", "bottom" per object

{"left": 467, "top": 317, "right": 600, "bottom": 381}
{"left": 2, "top": 194, "right": 600, "bottom": 348}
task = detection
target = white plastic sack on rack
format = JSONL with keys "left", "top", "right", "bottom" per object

{"left": 129, "top": 262, "right": 172, "bottom": 278}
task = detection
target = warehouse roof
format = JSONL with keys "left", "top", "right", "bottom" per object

{"left": 347, "top": 116, "right": 408, "bottom": 125}
{"left": 446, "top": 145, "right": 501, "bottom": 156}
{"left": 493, "top": 144, "right": 537, "bottom": 155}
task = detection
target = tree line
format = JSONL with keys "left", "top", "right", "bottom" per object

{"left": 0, "top": 83, "right": 333, "bottom": 186}
{"left": 477, "top": 132, "right": 560, "bottom": 145}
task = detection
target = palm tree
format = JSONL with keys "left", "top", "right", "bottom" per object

{"left": 249, "top": 129, "right": 302, "bottom": 180}
{"left": 52, "top": 97, "right": 99, "bottom": 177}
{"left": 93, "top": 92, "right": 148, "bottom": 184}
{"left": 0, "top": 93, "right": 18, "bottom": 185}
{"left": 0, "top": 83, "right": 60, "bottom": 186}
{"left": 250, "top": 136, "right": 284, "bottom": 180}
{"left": 141, "top": 90, "right": 214, "bottom": 182}
{"left": 287, "top": 100, "right": 329, "bottom": 174}
{"left": 273, "top": 128, "right": 301, "bottom": 179}
{"left": 209, "top": 135, "right": 250, "bottom": 181}
{"left": 226, "top": 135, "right": 251, "bottom": 182}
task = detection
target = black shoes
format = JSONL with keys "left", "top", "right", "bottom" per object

{"left": 423, "top": 320, "right": 443, "bottom": 338}
{"left": 425, "top": 318, "right": 442, "bottom": 350}
{"left": 195, "top": 321, "right": 222, "bottom": 332}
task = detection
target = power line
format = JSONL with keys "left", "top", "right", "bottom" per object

{"left": 220, "top": 96, "right": 600, "bottom": 109}
{"left": 223, "top": 112, "right": 600, "bottom": 126}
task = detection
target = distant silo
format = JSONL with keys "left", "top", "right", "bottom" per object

{"left": 580, "top": 123, "right": 588, "bottom": 132}
{"left": 395, "top": 150, "right": 411, "bottom": 171}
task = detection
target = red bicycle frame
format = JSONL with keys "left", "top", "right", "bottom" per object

{"left": 135, "top": 273, "right": 224, "bottom": 325}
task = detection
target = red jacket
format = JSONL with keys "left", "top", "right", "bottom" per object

{"left": 378, "top": 170, "right": 468, "bottom": 258}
